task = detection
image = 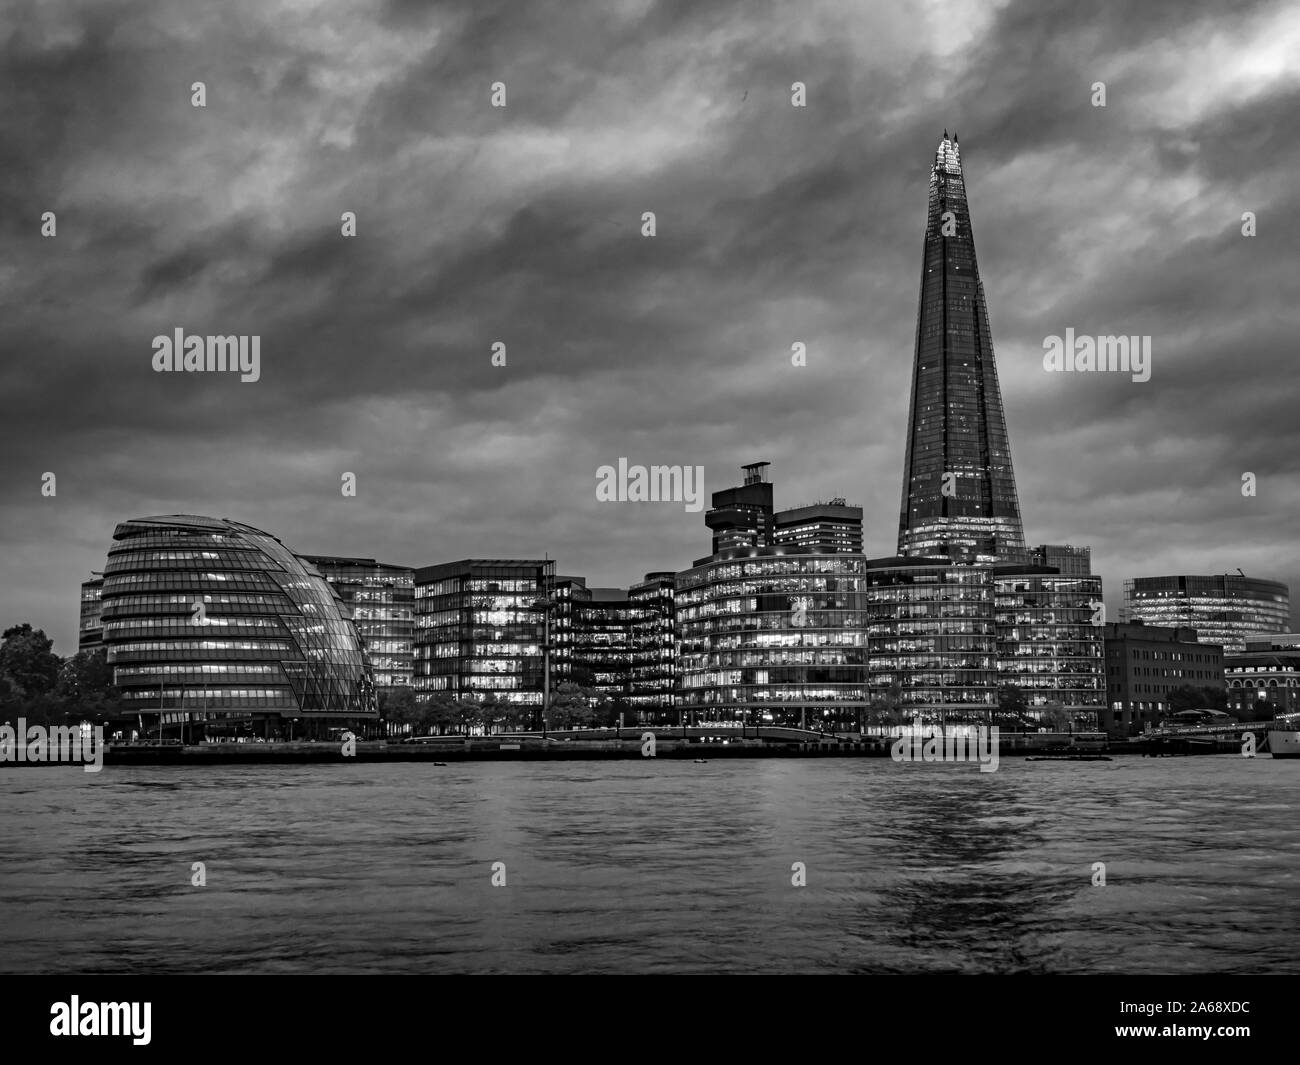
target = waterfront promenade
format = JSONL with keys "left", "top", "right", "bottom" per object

{"left": 0, "top": 724, "right": 1273, "bottom": 765}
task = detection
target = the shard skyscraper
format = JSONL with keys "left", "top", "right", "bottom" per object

{"left": 897, "top": 132, "right": 1025, "bottom": 561}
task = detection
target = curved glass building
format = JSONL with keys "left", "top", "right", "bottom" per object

{"left": 1123, "top": 575, "right": 1290, "bottom": 654}
{"left": 99, "top": 515, "right": 376, "bottom": 739}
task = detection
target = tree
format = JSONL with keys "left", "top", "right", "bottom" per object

{"left": 478, "top": 694, "right": 507, "bottom": 736}
{"left": 378, "top": 686, "right": 418, "bottom": 736}
{"left": 545, "top": 682, "right": 598, "bottom": 730}
{"left": 997, "top": 684, "right": 1029, "bottom": 728}
{"left": 597, "top": 696, "right": 629, "bottom": 730}
{"left": 1040, "top": 701, "right": 1071, "bottom": 732}
{"left": 1168, "top": 685, "right": 1230, "bottom": 715}
{"left": 453, "top": 698, "right": 480, "bottom": 736}
{"left": 867, "top": 681, "right": 904, "bottom": 734}
{"left": 0, "top": 624, "right": 61, "bottom": 701}
{"left": 423, "top": 693, "right": 460, "bottom": 736}
{"left": 498, "top": 699, "right": 531, "bottom": 733}
{"left": 55, "top": 648, "right": 120, "bottom": 719}
{"left": 1198, "top": 685, "right": 1229, "bottom": 712}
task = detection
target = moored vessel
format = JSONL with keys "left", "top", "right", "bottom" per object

{"left": 1267, "top": 715, "right": 1300, "bottom": 759}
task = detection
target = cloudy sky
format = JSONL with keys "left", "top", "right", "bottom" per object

{"left": 3, "top": 0, "right": 1299, "bottom": 654}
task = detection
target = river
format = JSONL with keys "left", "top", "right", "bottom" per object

{"left": 1, "top": 757, "right": 1296, "bottom": 973}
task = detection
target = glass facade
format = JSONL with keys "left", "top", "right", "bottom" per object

{"left": 864, "top": 558, "right": 997, "bottom": 716}
{"left": 676, "top": 547, "right": 1105, "bottom": 730}
{"left": 704, "top": 463, "right": 774, "bottom": 555}
{"left": 629, "top": 573, "right": 676, "bottom": 712}
{"left": 300, "top": 556, "right": 414, "bottom": 688}
{"left": 898, "top": 133, "right": 1024, "bottom": 561}
{"left": 994, "top": 571, "right": 1105, "bottom": 722}
{"left": 572, "top": 595, "right": 636, "bottom": 700}
{"left": 773, "top": 501, "right": 863, "bottom": 553}
{"left": 98, "top": 515, "right": 376, "bottom": 737}
{"left": 79, "top": 575, "right": 104, "bottom": 650}
{"left": 677, "top": 550, "right": 872, "bottom": 730}
{"left": 413, "top": 560, "right": 553, "bottom": 704}
{"left": 1123, "top": 575, "right": 1290, "bottom": 654}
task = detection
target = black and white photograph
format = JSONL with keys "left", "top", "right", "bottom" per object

{"left": 1, "top": 0, "right": 1295, "bottom": 1045}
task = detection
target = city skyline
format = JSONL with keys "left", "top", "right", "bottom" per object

{"left": 5, "top": 0, "right": 1300, "bottom": 656}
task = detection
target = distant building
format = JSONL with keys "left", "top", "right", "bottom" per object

{"left": 1101, "top": 621, "right": 1225, "bottom": 735}
{"left": 628, "top": 572, "right": 676, "bottom": 716}
{"left": 1225, "top": 632, "right": 1300, "bottom": 717}
{"left": 1025, "top": 544, "right": 1093, "bottom": 578}
{"left": 774, "top": 500, "right": 864, "bottom": 553}
{"left": 552, "top": 575, "right": 588, "bottom": 686}
{"left": 1123, "top": 575, "right": 1289, "bottom": 654}
{"left": 413, "top": 559, "right": 553, "bottom": 707}
{"left": 994, "top": 566, "right": 1105, "bottom": 720}
{"left": 683, "top": 464, "right": 1104, "bottom": 730}
{"left": 704, "top": 461, "right": 774, "bottom": 554}
{"left": 677, "top": 547, "right": 871, "bottom": 732}
{"left": 553, "top": 574, "right": 672, "bottom": 717}
{"left": 572, "top": 589, "right": 637, "bottom": 703}
{"left": 863, "top": 556, "right": 998, "bottom": 719}
{"left": 78, "top": 574, "right": 104, "bottom": 651}
{"left": 300, "top": 556, "right": 415, "bottom": 689}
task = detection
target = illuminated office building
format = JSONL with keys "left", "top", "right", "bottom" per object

{"left": 676, "top": 548, "right": 871, "bottom": 731}
{"left": 994, "top": 567, "right": 1105, "bottom": 725}
{"left": 774, "top": 500, "right": 864, "bottom": 553}
{"left": 1123, "top": 575, "right": 1290, "bottom": 654}
{"left": 704, "top": 461, "right": 774, "bottom": 554}
{"left": 628, "top": 572, "right": 676, "bottom": 715}
{"left": 862, "top": 557, "right": 998, "bottom": 719}
{"left": 300, "top": 556, "right": 414, "bottom": 688}
{"left": 413, "top": 559, "right": 553, "bottom": 705}
{"left": 898, "top": 133, "right": 1024, "bottom": 561}
{"left": 572, "top": 590, "right": 637, "bottom": 702}
{"left": 79, "top": 574, "right": 104, "bottom": 651}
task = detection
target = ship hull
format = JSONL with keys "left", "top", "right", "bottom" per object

{"left": 1267, "top": 729, "right": 1300, "bottom": 758}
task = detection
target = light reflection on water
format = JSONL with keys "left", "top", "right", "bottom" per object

{"left": 0, "top": 758, "right": 1296, "bottom": 974}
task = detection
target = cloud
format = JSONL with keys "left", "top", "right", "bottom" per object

{"left": 2, "top": 0, "right": 1297, "bottom": 652}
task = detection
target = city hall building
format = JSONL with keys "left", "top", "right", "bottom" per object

{"left": 97, "top": 515, "right": 376, "bottom": 740}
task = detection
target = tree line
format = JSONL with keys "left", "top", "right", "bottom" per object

{"left": 381, "top": 682, "right": 629, "bottom": 736}
{"left": 0, "top": 624, "right": 120, "bottom": 727}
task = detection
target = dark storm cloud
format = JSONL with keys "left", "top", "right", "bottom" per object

{"left": 1, "top": 0, "right": 1297, "bottom": 652}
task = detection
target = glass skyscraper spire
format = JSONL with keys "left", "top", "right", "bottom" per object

{"left": 898, "top": 132, "right": 1024, "bottom": 561}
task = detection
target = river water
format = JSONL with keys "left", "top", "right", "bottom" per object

{"left": 1, "top": 757, "right": 1296, "bottom": 974}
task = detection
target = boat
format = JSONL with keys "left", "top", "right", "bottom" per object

{"left": 1026, "top": 754, "right": 1112, "bottom": 762}
{"left": 1267, "top": 715, "right": 1300, "bottom": 759}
